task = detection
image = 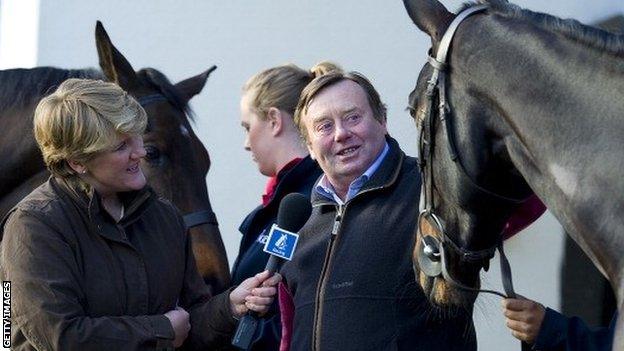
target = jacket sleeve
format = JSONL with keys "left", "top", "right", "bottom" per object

{"left": 532, "top": 308, "right": 615, "bottom": 351}
{"left": 0, "top": 210, "right": 175, "bottom": 351}
{"left": 178, "top": 223, "right": 238, "bottom": 350}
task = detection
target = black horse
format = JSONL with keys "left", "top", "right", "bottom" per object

{"left": 404, "top": 0, "right": 624, "bottom": 348}
{"left": 0, "top": 22, "right": 230, "bottom": 294}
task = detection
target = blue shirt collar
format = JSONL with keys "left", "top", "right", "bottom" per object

{"left": 316, "top": 141, "right": 390, "bottom": 204}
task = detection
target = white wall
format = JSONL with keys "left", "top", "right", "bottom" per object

{"left": 0, "top": 0, "right": 39, "bottom": 69}
{"left": 2, "top": 1, "right": 622, "bottom": 350}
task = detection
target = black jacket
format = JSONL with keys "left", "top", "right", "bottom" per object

{"left": 231, "top": 156, "right": 322, "bottom": 350}
{"left": 280, "top": 138, "right": 476, "bottom": 351}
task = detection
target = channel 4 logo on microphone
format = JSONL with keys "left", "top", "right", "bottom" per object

{"left": 263, "top": 224, "right": 299, "bottom": 261}
{"left": 2, "top": 281, "right": 10, "bottom": 349}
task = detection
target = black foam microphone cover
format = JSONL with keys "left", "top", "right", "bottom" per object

{"left": 276, "top": 193, "right": 312, "bottom": 232}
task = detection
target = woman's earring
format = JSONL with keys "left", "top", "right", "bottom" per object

{"left": 81, "top": 169, "right": 87, "bottom": 174}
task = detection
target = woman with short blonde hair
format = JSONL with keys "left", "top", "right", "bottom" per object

{"left": 34, "top": 78, "right": 147, "bottom": 178}
{"left": 1, "top": 78, "right": 279, "bottom": 350}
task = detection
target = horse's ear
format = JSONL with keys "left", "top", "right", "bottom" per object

{"left": 174, "top": 66, "right": 217, "bottom": 103}
{"left": 403, "top": 0, "right": 454, "bottom": 43}
{"left": 95, "top": 21, "right": 139, "bottom": 91}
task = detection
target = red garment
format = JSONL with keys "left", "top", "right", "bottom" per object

{"left": 502, "top": 194, "right": 547, "bottom": 240}
{"left": 278, "top": 281, "right": 294, "bottom": 351}
{"left": 262, "top": 158, "right": 303, "bottom": 206}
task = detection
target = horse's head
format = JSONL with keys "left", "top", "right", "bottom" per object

{"left": 404, "top": 0, "right": 534, "bottom": 308}
{"left": 94, "top": 22, "right": 230, "bottom": 292}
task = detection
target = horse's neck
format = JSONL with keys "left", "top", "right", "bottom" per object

{"left": 0, "top": 101, "right": 45, "bottom": 198}
{"left": 506, "top": 134, "right": 620, "bottom": 275}
{"left": 500, "top": 86, "right": 624, "bottom": 296}
{"left": 478, "top": 36, "right": 624, "bottom": 294}
{"left": 507, "top": 110, "right": 624, "bottom": 302}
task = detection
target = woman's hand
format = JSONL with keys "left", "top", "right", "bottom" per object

{"left": 501, "top": 297, "right": 546, "bottom": 344}
{"left": 164, "top": 306, "right": 190, "bottom": 348}
{"left": 229, "top": 270, "right": 282, "bottom": 319}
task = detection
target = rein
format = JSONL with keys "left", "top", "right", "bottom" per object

{"left": 137, "top": 94, "right": 219, "bottom": 230}
{"left": 417, "top": 4, "right": 520, "bottom": 299}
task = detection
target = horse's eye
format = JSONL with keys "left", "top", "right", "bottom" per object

{"left": 144, "top": 145, "right": 161, "bottom": 162}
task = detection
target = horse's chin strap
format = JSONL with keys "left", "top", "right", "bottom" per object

{"left": 444, "top": 240, "right": 517, "bottom": 299}
{"left": 419, "top": 235, "right": 525, "bottom": 351}
{"left": 418, "top": 215, "right": 517, "bottom": 299}
{"left": 183, "top": 210, "right": 219, "bottom": 229}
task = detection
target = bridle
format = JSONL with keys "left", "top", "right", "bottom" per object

{"left": 415, "top": 4, "right": 530, "bottom": 300}
{"left": 138, "top": 94, "right": 219, "bottom": 230}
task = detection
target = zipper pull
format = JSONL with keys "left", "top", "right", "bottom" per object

{"left": 331, "top": 206, "right": 343, "bottom": 235}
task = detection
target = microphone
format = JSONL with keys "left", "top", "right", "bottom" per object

{"left": 232, "top": 193, "right": 312, "bottom": 350}
{"left": 264, "top": 193, "right": 312, "bottom": 272}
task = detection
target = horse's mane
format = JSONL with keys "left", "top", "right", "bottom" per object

{"left": 0, "top": 67, "right": 102, "bottom": 111}
{"left": 136, "top": 68, "right": 195, "bottom": 121}
{"left": 459, "top": 0, "right": 624, "bottom": 56}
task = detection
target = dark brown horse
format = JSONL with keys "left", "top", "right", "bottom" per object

{"left": 404, "top": 0, "right": 623, "bottom": 348}
{"left": 0, "top": 22, "right": 230, "bottom": 294}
